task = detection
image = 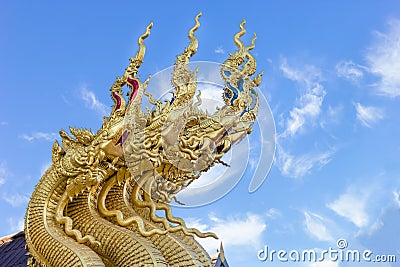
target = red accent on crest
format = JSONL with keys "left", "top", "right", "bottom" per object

{"left": 112, "top": 92, "right": 122, "bottom": 110}
{"left": 127, "top": 77, "right": 139, "bottom": 103}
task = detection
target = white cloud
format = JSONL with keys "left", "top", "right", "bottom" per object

{"left": 327, "top": 189, "right": 370, "bottom": 228}
{"left": 19, "top": 132, "right": 58, "bottom": 142}
{"left": 354, "top": 102, "right": 384, "bottom": 128}
{"left": 284, "top": 86, "right": 325, "bottom": 137}
{"left": 0, "top": 121, "right": 7, "bottom": 126}
{"left": 280, "top": 58, "right": 326, "bottom": 138}
{"left": 197, "top": 83, "right": 225, "bottom": 113}
{"left": 303, "top": 211, "right": 334, "bottom": 242}
{"left": 365, "top": 19, "right": 400, "bottom": 97}
{"left": 306, "top": 260, "right": 339, "bottom": 267}
{"left": 280, "top": 58, "right": 322, "bottom": 84}
{"left": 186, "top": 213, "right": 267, "bottom": 253}
{"left": 81, "top": 87, "right": 110, "bottom": 116}
{"left": 336, "top": 60, "right": 365, "bottom": 83}
{"left": 248, "top": 157, "right": 258, "bottom": 170}
{"left": 0, "top": 162, "right": 9, "bottom": 185}
{"left": 2, "top": 193, "right": 29, "bottom": 207}
{"left": 266, "top": 208, "right": 281, "bottom": 219}
{"left": 276, "top": 59, "right": 334, "bottom": 179}
{"left": 276, "top": 145, "right": 333, "bottom": 179}
{"left": 8, "top": 217, "right": 24, "bottom": 233}
{"left": 366, "top": 219, "right": 384, "bottom": 236}
{"left": 214, "top": 46, "right": 225, "bottom": 54}
{"left": 320, "top": 105, "right": 344, "bottom": 129}
{"left": 393, "top": 191, "right": 400, "bottom": 208}
{"left": 327, "top": 105, "right": 343, "bottom": 120}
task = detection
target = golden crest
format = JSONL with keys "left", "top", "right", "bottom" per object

{"left": 25, "top": 12, "right": 262, "bottom": 267}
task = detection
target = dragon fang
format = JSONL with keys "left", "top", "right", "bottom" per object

{"left": 25, "top": 12, "right": 262, "bottom": 267}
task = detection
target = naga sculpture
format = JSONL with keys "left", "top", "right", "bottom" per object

{"left": 25, "top": 12, "right": 262, "bottom": 267}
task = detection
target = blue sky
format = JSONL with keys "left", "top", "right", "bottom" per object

{"left": 1, "top": 1, "right": 400, "bottom": 266}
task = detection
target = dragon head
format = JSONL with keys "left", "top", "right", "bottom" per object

{"left": 56, "top": 13, "right": 261, "bottom": 204}
{"left": 27, "top": 14, "right": 264, "bottom": 267}
{"left": 106, "top": 13, "right": 263, "bottom": 203}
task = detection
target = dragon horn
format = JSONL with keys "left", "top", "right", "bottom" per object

{"left": 187, "top": 12, "right": 201, "bottom": 57}
{"left": 174, "top": 12, "right": 201, "bottom": 65}
{"left": 247, "top": 33, "right": 256, "bottom": 51}
{"left": 188, "top": 12, "right": 202, "bottom": 56}
{"left": 170, "top": 12, "right": 201, "bottom": 107}
{"left": 134, "top": 22, "right": 153, "bottom": 64}
{"left": 233, "top": 19, "right": 246, "bottom": 53}
{"left": 109, "top": 23, "right": 153, "bottom": 116}
{"left": 124, "top": 22, "right": 153, "bottom": 79}
{"left": 243, "top": 33, "right": 257, "bottom": 76}
{"left": 221, "top": 19, "right": 247, "bottom": 75}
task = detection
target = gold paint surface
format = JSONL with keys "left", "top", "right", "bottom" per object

{"left": 25, "top": 13, "right": 261, "bottom": 266}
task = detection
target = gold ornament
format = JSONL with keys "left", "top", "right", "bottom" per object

{"left": 25, "top": 12, "right": 262, "bottom": 267}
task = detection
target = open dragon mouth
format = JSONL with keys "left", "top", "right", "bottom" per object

{"left": 127, "top": 76, "right": 140, "bottom": 103}
{"left": 216, "top": 134, "right": 230, "bottom": 154}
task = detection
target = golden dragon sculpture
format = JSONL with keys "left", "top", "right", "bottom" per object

{"left": 24, "top": 13, "right": 262, "bottom": 267}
